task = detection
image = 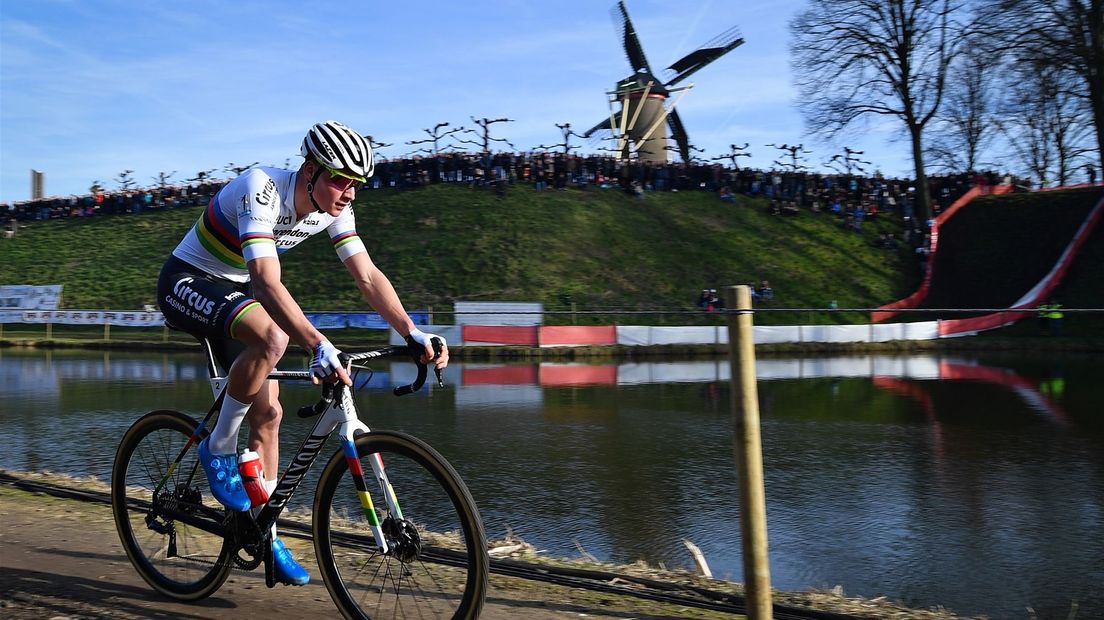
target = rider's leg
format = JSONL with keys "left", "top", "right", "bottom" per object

{"left": 232, "top": 323, "right": 307, "bottom": 586}
{"left": 247, "top": 379, "right": 282, "bottom": 477}
{"left": 208, "top": 308, "right": 288, "bottom": 454}
{"left": 200, "top": 307, "right": 288, "bottom": 511}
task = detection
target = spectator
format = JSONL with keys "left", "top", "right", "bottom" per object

{"left": 758, "top": 280, "right": 774, "bottom": 301}
{"left": 698, "top": 288, "right": 712, "bottom": 310}
{"left": 708, "top": 289, "right": 724, "bottom": 311}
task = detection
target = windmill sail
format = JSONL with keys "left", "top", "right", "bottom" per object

{"left": 583, "top": 1, "right": 743, "bottom": 162}
{"left": 665, "top": 26, "right": 744, "bottom": 86}
{"left": 614, "top": 0, "right": 653, "bottom": 74}
{"left": 667, "top": 108, "right": 691, "bottom": 163}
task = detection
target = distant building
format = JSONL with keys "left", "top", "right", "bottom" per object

{"left": 31, "top": 169, "right": 44, "bottom": 199}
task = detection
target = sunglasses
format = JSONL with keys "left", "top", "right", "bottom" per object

{"left": 323, "top": 165, "right": 366, "bottom": 190}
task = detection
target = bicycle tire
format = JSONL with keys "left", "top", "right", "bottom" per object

{"left": 313, "top": 430, "right": 489, "bottom": 620}
{"left": 111, "top": 409, "right": 234, "bottom": 600}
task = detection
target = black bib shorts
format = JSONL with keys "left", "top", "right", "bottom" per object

{"left": 157, "top": 255, "right": 259, "bottom": 371}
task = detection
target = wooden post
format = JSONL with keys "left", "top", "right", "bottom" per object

{"left": 724, "top": 285, "right": 772, "bottom": 619}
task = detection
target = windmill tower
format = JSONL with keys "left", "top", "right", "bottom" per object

{"left": 583, "top": 1, "right": 744, "bottom": 163}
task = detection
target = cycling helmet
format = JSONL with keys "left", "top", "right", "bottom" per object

{"left": 300, "top": 121, "right": 374, "bottom": 180}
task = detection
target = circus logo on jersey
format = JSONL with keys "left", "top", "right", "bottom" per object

{"left": 255, "top": 178, "right": 276, "bottom": 206}
{"left": 171, "top": 277, "right": 217, "bottom": 316}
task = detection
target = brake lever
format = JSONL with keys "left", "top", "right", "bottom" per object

{"left": 394, "top": 337, "right": 446, "bottom": 395}
{"left": 430, "top": 337, "right": 445, "bottom": 388}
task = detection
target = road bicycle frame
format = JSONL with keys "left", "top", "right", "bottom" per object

{"left": 150, "top": 343, "right": 420, "bottom": 569}
{"left": 255, "top": 369, "right": 401, "bottom": 556}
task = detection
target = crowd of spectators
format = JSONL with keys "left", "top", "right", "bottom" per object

{"left": 3, "top": 151, "right": 1011, "bottom": 241}
{"left": 3, "top": 180, "right": 224, "bottom": 225}
{"left": 696, "top": 280, "right": 774, "bottom": 310}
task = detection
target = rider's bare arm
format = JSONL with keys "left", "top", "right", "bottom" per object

{"left": 342, "top": 252, "right": 449, "bottom": 368}
{"left": 248, "top": 255, "right": 327, "bottom": 352}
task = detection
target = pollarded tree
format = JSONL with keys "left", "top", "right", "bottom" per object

{"left": 791, "top": 0, "right": 971, "bottom": 225}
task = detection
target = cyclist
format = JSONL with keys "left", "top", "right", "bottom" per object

{"left": 156, "top": 120, "right": 447, "bottom": 585}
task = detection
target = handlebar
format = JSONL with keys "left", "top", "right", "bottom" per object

{"left": 296, "top": 338, "right": 445, "bottom": 419}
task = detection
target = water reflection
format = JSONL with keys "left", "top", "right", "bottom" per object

{"left": 0, "top": 349, "right": 1101, "bottom": 619}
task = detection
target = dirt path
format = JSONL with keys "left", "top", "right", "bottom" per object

{"left": 0, "top": 481, "right": 738, "bottom": 619}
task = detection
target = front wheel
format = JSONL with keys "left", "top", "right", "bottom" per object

{"left": 314, "top": 430, "right": 489, "bottom": 620}
{"left": 111, "top": 410, "right": 233, "bottom": 600}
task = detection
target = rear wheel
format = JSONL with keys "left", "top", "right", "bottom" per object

{"left": 111, "top": 410, "right": 233, "bottom": 600}
{"left": 313, "top": 430, "right": 489, "bottom": 619}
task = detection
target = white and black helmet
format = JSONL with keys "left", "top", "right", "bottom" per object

{"left": 301, "top": 120, "right": 374, "bottom": 180}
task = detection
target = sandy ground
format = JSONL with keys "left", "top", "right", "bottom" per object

{"left": 0, "top": 481, "right": 740, "bottom": 620}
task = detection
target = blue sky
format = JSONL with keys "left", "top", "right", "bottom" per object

{"left": 0, "top": 0, "right": 913, "bottom": 203}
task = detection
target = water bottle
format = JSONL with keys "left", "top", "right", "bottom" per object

{"left": 238, "top": 449, "right": 269, "bottom": 507}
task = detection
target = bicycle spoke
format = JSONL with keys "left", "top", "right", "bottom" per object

{"left": 314, "top": 431, "right": 488, "bottom": 619}
{"left": 112, "top": 411, "right": 232, "bottom": 600}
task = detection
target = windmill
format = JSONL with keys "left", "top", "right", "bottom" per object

{"left": 583, "top": 1, "right": 744, "bottom": 163}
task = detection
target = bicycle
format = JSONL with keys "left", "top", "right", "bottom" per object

{"left": 111, "top": 335, "right": 489, "bottom": 619}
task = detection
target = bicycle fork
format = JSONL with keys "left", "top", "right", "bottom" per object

{"left": 333, "top": 387, "right": 405, "bottom": 557}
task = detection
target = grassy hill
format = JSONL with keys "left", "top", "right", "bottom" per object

{"left": 922, "top": 186, "right": 1104, "bottom": 311}
{"left": 0, "top": 185, "right": 916, "bottom": 325}
{"left": 1, "top": 183, "right": 1100, "bottom": 331}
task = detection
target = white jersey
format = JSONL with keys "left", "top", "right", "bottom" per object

{"left": 172, "top": 167, "right": 366, "bottom": 282}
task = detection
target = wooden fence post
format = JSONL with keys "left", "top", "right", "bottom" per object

{"left": 724, "top": 284, "right": 772, "bottom": 619}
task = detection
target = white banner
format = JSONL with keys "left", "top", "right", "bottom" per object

{"left": 0, "top": 284, "right": 63, "bottom": 310}
{"left": 454, "top": 301, "right": 543, "bottom": 326}
{"left": 20, "top": 310, "right": 165, "bottom": 327}
{"left": 0, "top": 310, "right": 25, "bottom": 324}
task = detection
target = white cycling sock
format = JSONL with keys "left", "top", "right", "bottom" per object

{"left": 208, "top": 393, "right": 250, "bottom": 455}
{"left": 264, "top": 478, "right": 278, "bottom": 537}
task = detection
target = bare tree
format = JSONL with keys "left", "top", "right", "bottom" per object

{"left": 533, "top": 122, "right": 586, "bottom": 154}
{"left": 225, "top": 162, "right": 259, "bottom": 177}
{"left": 825, "top": 147, "right": 873, "bottom": 175}
{"left": 406, "top": 122, "right": 465, "bottom": 156}
{"left": 115, "top": 170, "right": 136, "bottom": 191}
{"left": 767, "top": 143, "right": 812, "bottom": 172}
{"left": 711, "top": 143, "right": 752, "bottom": 170}
{"left": 791, "top": 0, "right": 969, "bottom": 224}
{"left": 187, "top": 169, "right": 218, "bottom": 184}
{"left": 456, "top": 117, "right": 515, "bottom": 154}
{"left": 152, "top": 171, "right": 177, "bottom": 189}
{"left": 365, "top": 136, "right": 392, "bottom": 154}
{"left": 925, "top": 36, "right": 1002, "bottom": 172}
{"left": 993, "top": 0, "right": 1104, "bottom": 170}
{"left": 1004, "top": 65, "right": 1095, "bottom": 187}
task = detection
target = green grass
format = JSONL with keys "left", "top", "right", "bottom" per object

{"left": 1, "top": 183, "right": 1100, "bottom": 333}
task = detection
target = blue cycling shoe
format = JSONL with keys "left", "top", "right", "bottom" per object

{"left": 197, "top": 437, "right": 251, "bottom": 512}
{"left": 272, "top": 537, "right": 310, "bottom": 585}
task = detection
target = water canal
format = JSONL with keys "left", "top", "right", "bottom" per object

{"left": 1, "top": 348, "right": 1100, "bottom": 618}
